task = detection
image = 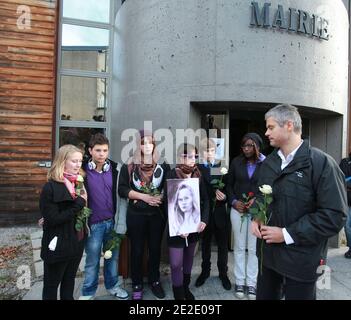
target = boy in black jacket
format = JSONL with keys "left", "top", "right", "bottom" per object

{"left": 195, "top": 138, "right": 231, "bottom": 290}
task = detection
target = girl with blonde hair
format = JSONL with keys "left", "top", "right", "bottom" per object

{"left": 40, "top": 144, "right": 87, "bottom": 300}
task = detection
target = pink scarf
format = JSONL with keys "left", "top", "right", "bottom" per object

{"left": 63, "top": 172, "right": 78, "bottom": 198}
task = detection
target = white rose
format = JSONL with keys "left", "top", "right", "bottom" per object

{"left": 259, "top": 185, "right": 272, "bottom": 195}
{"left": 220, "top": 167, "right": 228, "bottom": 175}
{"left": 77, "top": 175, "right": 84, "bottom": 183}
{"left": 104, "top": 250, "right": 112, "bottom": 259}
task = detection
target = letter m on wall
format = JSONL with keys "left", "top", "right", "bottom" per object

{"left": 250, "top": 2, "right": 271, "bottom": 27}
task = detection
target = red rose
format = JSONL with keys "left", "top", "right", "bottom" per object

{"left": 140, "top": 181, "right": 145, "bottom": 187}
{"left": 248, "top": 192, "right": 254, "bottom": 198}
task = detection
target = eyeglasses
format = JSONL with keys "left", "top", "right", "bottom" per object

{"left": 182, "top": 154, "right": 199, "bottom": 160}
{"left": 241, "top": 144, "right": 255, "bottom": 149}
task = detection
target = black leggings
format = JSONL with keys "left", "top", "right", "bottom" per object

{"left": 43, "top": 257, "right": 81, "bottom": 300}
{"left": 257, "top": 265, "right": 316, "bottom": 300}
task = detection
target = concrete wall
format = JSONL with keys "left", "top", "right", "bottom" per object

{"left": 111, "top": 0, "right": 349, "bottom": 161}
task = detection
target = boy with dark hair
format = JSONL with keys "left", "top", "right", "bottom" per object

{"left": 79, "top": 133, "right": 129, "bottom": 300}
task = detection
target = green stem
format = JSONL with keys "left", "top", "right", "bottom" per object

{"left": 260, "top": 195, "right": 268, "bottom": 275}
{"left": 260, "top": 239, "right": 264, "bottom": 276}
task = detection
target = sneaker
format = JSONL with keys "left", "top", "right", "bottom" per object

{"left": 234, "top": 284, "right": 245, "bottom": 299}
{"left": 219, "top": 274, "right": 232, "bottom": 290}
{"left": 132, "top": 285, "right": 143, "bottom": 300}
{"left": 247, "top": 286, "right": 256, "bottom": 300}
{"left": 345, "top": 249, "right": 351, "bottom": 259}
{"left": 150, "top": 281, "right": 165, "bottom": 299}
{"left": 108, "top": 285, "right": 129, "bottom": 300}
{"left": 78, "top": 295, "right": 94, "bottom": 300}
{"left": 195, "top": 272, "right": 210, "bottom": 287}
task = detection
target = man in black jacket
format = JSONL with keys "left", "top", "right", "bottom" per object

{"left": 252, "top": 104, "right": 347, "bottom": 300}
{"left": 339, "top": 154, "right": 351, "bottom": 258}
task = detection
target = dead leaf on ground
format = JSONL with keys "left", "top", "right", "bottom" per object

{"left": 0, "top": 246, "right": 21, "bottom": 265}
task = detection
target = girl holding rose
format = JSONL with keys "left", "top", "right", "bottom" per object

{"left": 118, "top": 130, "right": 170, "bottom": 300}
{"left": 39, "top": 144, "right": 87, "bottom": 300}
{"left": 227, "top": 133, "right": 265, "bottom": 300}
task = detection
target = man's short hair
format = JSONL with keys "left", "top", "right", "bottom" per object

{"left": 89, "top": 133, "right": 109, "bottom": 148}
{"left": 265, "top": 104, "right": 302, "bottom": 133}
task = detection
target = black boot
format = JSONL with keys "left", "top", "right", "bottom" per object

{"left": 195, "top": 270, "right": 210, "bottom": 287}
{"left": 172, "top": 285, "right": 185, "bottom": 300}
{"left": 183, "top": 274, "right": 195, "bottom": 300}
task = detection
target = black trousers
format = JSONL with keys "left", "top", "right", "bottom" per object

{"left": 200, "top": 216, "right": 229, "bottom": 276}
{"left": 257, "top": 265, "right": 316, "bottom": 300}
{"left": 42, "top": 257, "right": 81, "bottom": 300}
{"left": 127, "top": 213, "right": 165, "bottom": 286}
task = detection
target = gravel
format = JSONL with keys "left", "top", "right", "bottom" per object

{"left": 0, "top": 224, "right": 41, "bottom": 300}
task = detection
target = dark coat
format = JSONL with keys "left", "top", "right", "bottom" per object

{"left": 198, "top": 163, "right": 228, "bottom": 229}
{"left": 339, "top": 157, "right": 351, "bottom": 206}
{"left": 226, "top": 154, "right": 264, "bottom": 206}
{"left": 256, "top": 141, "right": 347, "bottom": 282}
{"left": 164, "top": 168, "right": 209, "bottom": 248}
{"left": 40, "top": 180, "right": 86, "bottom": 264}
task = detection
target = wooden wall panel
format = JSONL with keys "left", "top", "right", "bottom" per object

{"left": 0, "top": 0, "right": 57, "bottom": 226}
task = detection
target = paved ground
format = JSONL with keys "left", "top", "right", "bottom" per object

{"left": 23, "top": 231, "right": 351, "bottom": 300}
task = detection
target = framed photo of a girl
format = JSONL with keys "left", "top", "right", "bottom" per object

{"left": 167, "top": 178, "right": 201, "bottom": 237}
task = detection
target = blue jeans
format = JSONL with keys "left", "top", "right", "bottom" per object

{"left": 82, "top": 219, "right": 119, "bottom": 296}
{"left": 346, "top": 207, "right": 351, "bottom": 248}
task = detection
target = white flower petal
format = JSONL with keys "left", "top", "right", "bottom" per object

{"left": 259, "top": 185, "right": 272, "bottom": 195}
{"left": 104, "top": 250, "right": 112, "bottom": 259}
{"left": 220, "top": 167, "right": 228, "bottom": 175}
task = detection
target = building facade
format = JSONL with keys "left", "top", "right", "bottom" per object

{"left": 0, "top": 0, "right": 58, "bottom": 224}
{"left": 112, "top": 0, "right": 349, "bottom": 166}
{"left": 0, "top": 0, "right": 349, "bottom": 226}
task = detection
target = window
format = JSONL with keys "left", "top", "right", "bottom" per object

{"left": 57, "top": 0, "right": 114, "bottom": 148}
{"left": 59, "top": 127, "right": 105, "bottom": 159}
{"left": 63, "top": 0, "right": 110, "bottom": 23}
{"left": 60, "top": 75, "right": 107, "bottom": 122}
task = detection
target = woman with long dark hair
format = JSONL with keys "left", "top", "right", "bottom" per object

{"left": 118, "top": 130, "right": 170, "bottom": 300}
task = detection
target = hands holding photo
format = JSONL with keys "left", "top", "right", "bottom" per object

{"left": 198, "top": 222, "right": 207, "bottom": 233}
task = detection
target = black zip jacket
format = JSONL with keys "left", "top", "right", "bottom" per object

{"left": 198, "top": 163, "right": 228, "bottom": 229}
{"left": 256, "top": 141, "right": 347, "bottom": 282}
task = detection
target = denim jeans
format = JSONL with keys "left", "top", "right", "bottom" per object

{"left": 82, "top": 219, "right": 119, "bottom": 296}
{"left": 346, "top": 207, "right": 351, "bottom": 248}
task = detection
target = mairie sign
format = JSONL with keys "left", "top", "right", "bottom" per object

{"left": 250, "top": 2, "right": 329, "bottom": 41}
